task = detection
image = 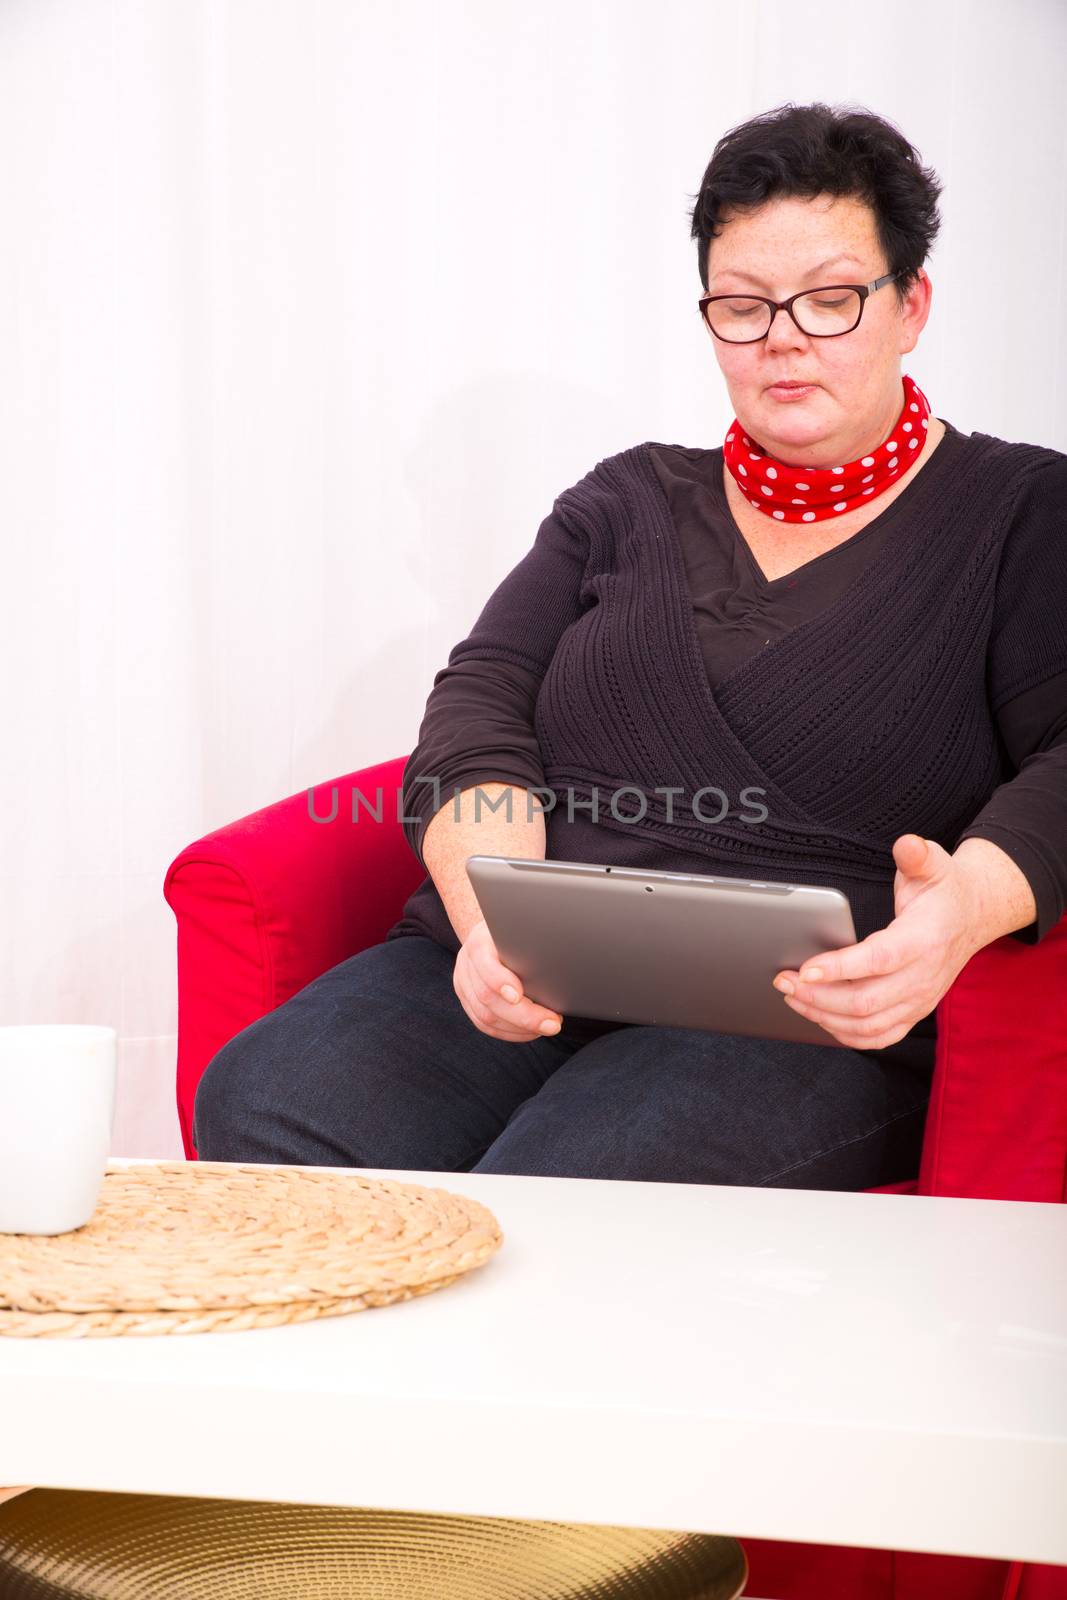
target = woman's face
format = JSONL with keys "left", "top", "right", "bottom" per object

{"left": 704, "top": 192, "right": 932, "bottom": 467}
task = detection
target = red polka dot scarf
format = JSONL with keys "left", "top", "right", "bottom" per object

{"left": 723, "top": 374, "right": 933, "bottom": 523}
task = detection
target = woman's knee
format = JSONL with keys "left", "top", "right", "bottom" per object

{"left": 757, "top": 1098, "right": 929, "bottom": 1190}
{"left": 192, "top": 1023, "right": 272, "bottom": 1161}
{"left": 190, "top": 938, "right": 453, "bottom": 1163}
{"left": 192, "top": 999, "right": 385, "bottom": 1166}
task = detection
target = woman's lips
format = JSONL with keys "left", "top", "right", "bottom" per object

{"left": 768, "top": 383, "right": 817, "bottom": 401}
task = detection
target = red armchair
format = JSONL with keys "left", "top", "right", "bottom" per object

{"left": 164, "top": 756, "right": 1067, "bottom": 1600}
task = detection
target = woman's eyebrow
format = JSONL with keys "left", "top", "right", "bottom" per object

{"left": 709, "top": 252, "right": 863, "bottom": 289}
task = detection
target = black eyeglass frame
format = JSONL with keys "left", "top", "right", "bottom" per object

{"left": 697, "top": 270, "right": 902, "bottom": 342}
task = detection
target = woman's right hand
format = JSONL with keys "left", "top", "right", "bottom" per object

{"left": 453, "top": 917, "right": 563, "bottom": 1042}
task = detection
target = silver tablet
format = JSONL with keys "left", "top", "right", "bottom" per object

{"left": 464, "top": 855, "right": 859, "bottom": 1049}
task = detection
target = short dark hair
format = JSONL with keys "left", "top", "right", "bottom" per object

{"left": 687, "top": 102, "right": 943, "bottom": 311}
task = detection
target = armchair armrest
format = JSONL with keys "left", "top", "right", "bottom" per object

{"left": 163, "top": 755, "right": 426, "bottom": 1158}
{"left": 922, "top": 911, "right": 1067, "bottom": 1202}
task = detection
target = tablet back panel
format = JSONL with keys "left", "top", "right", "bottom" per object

{"left": 465, "top": 856, "right": 859, "bottom": 1049}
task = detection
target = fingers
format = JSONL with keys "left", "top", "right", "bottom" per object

{"left": 457, "top": 924, "right": 563, "bottom": 1042}
{"left": 777, "top": 970, "right": 911, "bottom": 1021}
{"left": 472, "top": 963, "right": 562, "bottom": 1038}
{"left": 794, "top": 931, "right": 909, "bottom": 985}
{"left": 464, "top": 987, "right": 562, "bottom": 1041}
{"left": 472, "top": 922, "right": 562, "bottom": 1030}
{"left": 782, "top": 989, "right": 919, "bottom": 1049}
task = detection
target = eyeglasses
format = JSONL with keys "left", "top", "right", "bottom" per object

{"left": 698, "top": 271, "right": 902, "bottom": 343}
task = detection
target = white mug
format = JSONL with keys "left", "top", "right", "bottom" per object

{"left": 0, "top": 1025, "right": 117, "bottom": 1235}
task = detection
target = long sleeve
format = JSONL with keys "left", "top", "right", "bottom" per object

{"left": 400, "top": 485, "right": 596, "bottom": 866}
{"left": 401, "top": 658, "right": 547, "bottom": 867}
{"left": 955, "top": 668, "right": 1067, "bottom": 943}
{"left": 952, "top": 454, "right": 1067, "bottom": 944}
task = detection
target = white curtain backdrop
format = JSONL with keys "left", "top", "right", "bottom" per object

{"left": 2, "top": 0, "right": 1064, "bottom": 1156}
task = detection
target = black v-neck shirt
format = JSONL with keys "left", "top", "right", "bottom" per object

{"left": 394, "top": 421, "right": 1067, "bottom": 966}
{"left": 651, "top": 422, "right": 969, "bottom": 689}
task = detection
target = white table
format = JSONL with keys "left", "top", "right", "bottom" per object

{"left": 1, "top": 1157, "right": 1065, "bottom": 1568}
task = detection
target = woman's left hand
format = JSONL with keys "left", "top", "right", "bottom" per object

{"left": 771, "top": 834, "right": 982, "bottom": 1050}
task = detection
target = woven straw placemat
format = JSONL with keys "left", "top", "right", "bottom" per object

{"left": 0, "top": 1161, "right": 503, "bottom": 1339}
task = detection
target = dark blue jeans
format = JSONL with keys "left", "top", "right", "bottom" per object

{"left": 192, "top": 933, "right": 934, "bottom": 1189}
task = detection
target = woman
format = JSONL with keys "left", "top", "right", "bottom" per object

{"left": 194, "top": 103, "right": 1067, "bottom": 1189}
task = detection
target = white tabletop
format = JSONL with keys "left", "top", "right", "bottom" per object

{"left": 1, "top": 1158, "right": 1065, "bottom": 1566}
